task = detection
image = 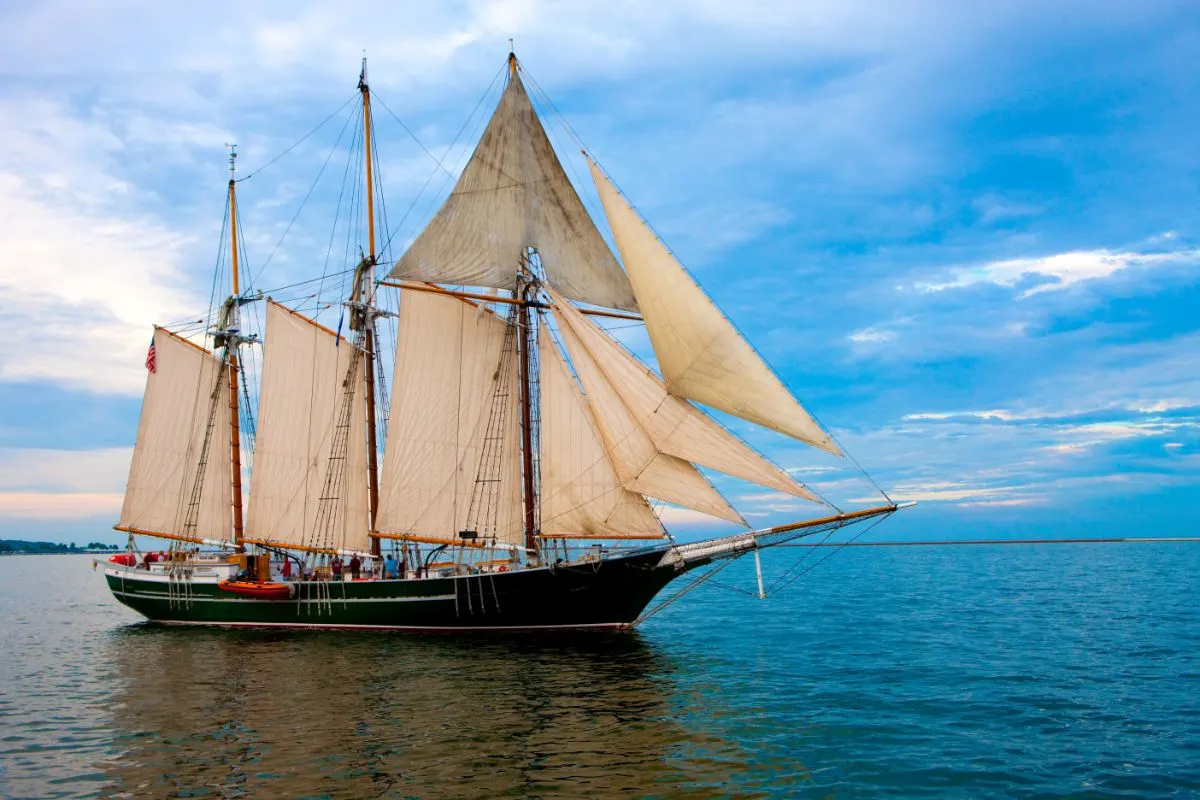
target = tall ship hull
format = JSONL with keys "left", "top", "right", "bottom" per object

{"left": 101, "top": 52, "right": 908, "bottom": 632}
{"left": 104, "top": 549, "right": 682, "bottom": 632}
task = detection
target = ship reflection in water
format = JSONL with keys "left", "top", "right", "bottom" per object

{"left": 100, "top": 626, "right": 759, "bottom": 797}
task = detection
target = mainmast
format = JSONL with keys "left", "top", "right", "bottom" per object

{"left": 226, "top": 145, "right": 245, "bottom": 550}
{"left": 357, "top": 59, "right": 382, "bottom": 557}
{"left": 509, "top": 51, "right": 541, "bottom": 560}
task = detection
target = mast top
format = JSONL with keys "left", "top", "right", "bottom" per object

{"left": 225, "top": 143, "right": 237, "bottom": 183}
{"left": 359, "top": 55, "right": 368, "bottom": 91}
{"left": 507, "top": 44, "right": 517, "bottom": 77}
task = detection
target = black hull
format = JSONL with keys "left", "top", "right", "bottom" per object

{"left": 104, "top": 548, "right": 693, "bottom": 631}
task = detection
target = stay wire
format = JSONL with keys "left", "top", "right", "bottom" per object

{"left": 249, "top": 101, "right": 359, "bottom": 289}
{"left": 768, "top": 514, "right": 890, "bottom": 597}
{"left": 235, "top": 93, "right": 359, "bottom": 184}
{"left": 376, "top": 62, "right": 507, "bottom": 255}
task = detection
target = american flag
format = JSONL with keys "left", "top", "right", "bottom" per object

{"left": 145, "top": 336, "right": 157, "bottom": 373}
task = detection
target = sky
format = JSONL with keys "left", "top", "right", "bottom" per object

{"left": 0, "top": 0, "right": 1196, "bottom": 545}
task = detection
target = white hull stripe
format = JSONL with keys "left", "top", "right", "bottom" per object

{"left": 156, "top": 620, "right": 632, "bottom": 632}
{"left": 111, "top": 588, "right": 456, "bottom": 604}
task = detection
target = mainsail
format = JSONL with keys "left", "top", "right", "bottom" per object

{"left": 390, "top": 62, "right": 637, "bottom": 312}
{"left": 118, "top": 328, "right": 232, "bottom": 542}
{"left": 375, "top": 290, "right": 525, "bottom": 547}
{"left": 244, "top": 301, "right": 371, "bottom": 553}
{"left": 551, "top": 293, "right": 823, "bottom": 504}
{"left": 587, "top": 158, "right": 841, "bottom": 456}
{"left": 538, "top": 326, "right": 665, "bottom": 539}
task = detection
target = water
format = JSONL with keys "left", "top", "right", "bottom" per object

{"left": 1, "top": 545, "right": 1197, "bottom": 798}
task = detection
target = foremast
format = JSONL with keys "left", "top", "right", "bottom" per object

{"left": 355, "top": 59, "right": 383, "bottom": 558}
{"left": 224, "top": 146, "right": 245, "bottom": 551}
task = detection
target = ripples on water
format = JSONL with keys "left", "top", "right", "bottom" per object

{"left": 0, "top": 545, "right": 1197, "bottom": 798}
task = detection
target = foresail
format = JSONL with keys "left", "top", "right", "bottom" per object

{"left": 538, "top": 326, "right": 664, "bottom": 539}
{"left": 552, "top": 292, "right": 823, "bottom": 504}
{"left": 550, "top": 310, "right": 744, "bottom": 525}
{"left": 391, "top": 68, "right": 638, "bottom": 312}
{"left": 119, "top": 328, "right": 232, "bottom": 541}
{"left": 376, "top": 290, "right": 524, "bottom": 547}
{"left": 244, "top": 302, "right": 371, "bottom": 553}
{"left": 587, "top": 158, "right": 841, "bottom": 455}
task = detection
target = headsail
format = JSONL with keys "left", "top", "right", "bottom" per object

{"left": 118, "top": 328, "right": 233, "bottom": 541}
{"left": 244, "top": 301, "right": 371, "bottom": 553}
{"left": 587, "top": 158, "right": 841, "bottom": 455}
{"left": 375, "top": 290, "right": 524, "bottom": 547}
{"left": 390, "top": 61, "right": 638, "bottom": 312}
{"left": 549, "top": 311, "right": 745, "bottom": 524}
{"left": 551, "top": 292, "right": 823, "bottom": 504}
{"left": 538, "top": 326, "right": 665, "bottom": 539}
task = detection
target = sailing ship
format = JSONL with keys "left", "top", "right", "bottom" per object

{"left": 100, "top": 53, "right": 907, "bottom": 631}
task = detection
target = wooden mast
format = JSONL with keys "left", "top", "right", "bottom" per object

{"left": 359, "top": 60, "right": 382, "bottom": 557}
{"left": 517, "top": 282, "right": 538, "bottom": 559}
{"left": 508, "top": 51, "right": 540, "bottom": 560}
{"left": 226, "top": 145, "right": 245, "bottom": 551}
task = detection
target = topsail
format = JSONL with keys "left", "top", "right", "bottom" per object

{"left": 391, "top": 65, "right": 638, "bottom": 312}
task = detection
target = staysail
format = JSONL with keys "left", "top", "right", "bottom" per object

{"left": 244, "top": 301, "right": 371, "bottom": 553}
{"left": 118, "top": 328, "right": 233, "bottom": 542}
{"left": 587, "top": 158, "right": 841, "bottom": 455}
{"left": 390, "top": 62, "right": 637, "bottom": 312}
{"left": 375, "top": 290, "right": 525, "bottom": 547}
{"left": 538, "top": 326, "right": 665, "bottom": 539}
{"left": 551, "top": 293, "right": 823, "bottom": 504}
{"left": 549, "top": 310, "right": 744, "bottom": 524}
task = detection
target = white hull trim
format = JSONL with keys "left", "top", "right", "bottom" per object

{"left": 110, "top": 587, "right": 456, "bottom": 604}
{"left": 155, "top": 620, "right": 633, "bottom": 632}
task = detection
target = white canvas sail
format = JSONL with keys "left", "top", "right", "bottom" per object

{"left": 538, "top": 326, "right": 665, "bottom": 538}
{"left": 119, "top": 328, "right": 232, "bottom": 542}
{"left": 376, "top": 290, "right": 524, "bottom": 547}
{"left": 244, "top": 302, "right": 371, "bottom": 553}
{"left": 551, "top": 292, "right": 823, "bottom": 504}
{"left": 550, "top": 313, "right": 744, "bottom": 525}
{"left": 391, "top": 67, "right": 637, "bottom": 312}
{"left": 587, "top": 158, "right": 841, "bottom": 455}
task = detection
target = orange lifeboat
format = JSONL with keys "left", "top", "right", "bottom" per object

{"left": 217, "top": 580, "right": 295, "bottom": 600}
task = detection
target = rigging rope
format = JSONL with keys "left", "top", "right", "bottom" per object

{"left": 235, "top": 93, "right": 359, "bottom": 184}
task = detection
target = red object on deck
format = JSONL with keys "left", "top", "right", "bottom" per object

{"left": 109, "top": 553, "right": 137, "bottom": 566}
{"left": 217, "top": 580, "right": 295, "bottom": 600}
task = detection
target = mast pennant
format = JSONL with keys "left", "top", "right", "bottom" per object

{"left": 586, "top": 158, "right": 842, "bottom": 456}
{"left": 390, "top": 64, "right": 638, "bottom": 312}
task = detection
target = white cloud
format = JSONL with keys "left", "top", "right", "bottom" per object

{"left": 0, "top": 447, "right": 129, "bottom": 521}
{"left": 916, "top": 248, "right": 1199, "bottom": 298}
{"left": 0, "top": 98, "right": 216, "bottom": 396}
{"left": 849, "top": 481, "right": 1016, "bottom": 503}
{"left": 0, "top": 492, "right": 123, "bottom": 520}
{"left": 849, "top": 327, "right": 897, "bottom": 344}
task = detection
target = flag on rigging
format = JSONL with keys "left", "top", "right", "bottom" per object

{"left": 145, "top": 336, "right": 157, "bottom": 373}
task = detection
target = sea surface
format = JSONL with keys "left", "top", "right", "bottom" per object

{"left": 0, "top": 544, "right": 1197, "bottom": 798}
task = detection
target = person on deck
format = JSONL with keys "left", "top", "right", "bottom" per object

{"left": 383, "top": 554, "right": 398, "bottom": 579}
{"left": 349, "top": 555, "right": 361, "bottom": 580}
{"left": 331, "top": 556, "right": 343, "bottom": 580}
{"left": 282, "top": 559, "right": 292, "bottom": 580}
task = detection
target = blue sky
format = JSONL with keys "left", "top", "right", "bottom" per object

{"left": 0, "top": 1, "right": 1196, "bottom": 544}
